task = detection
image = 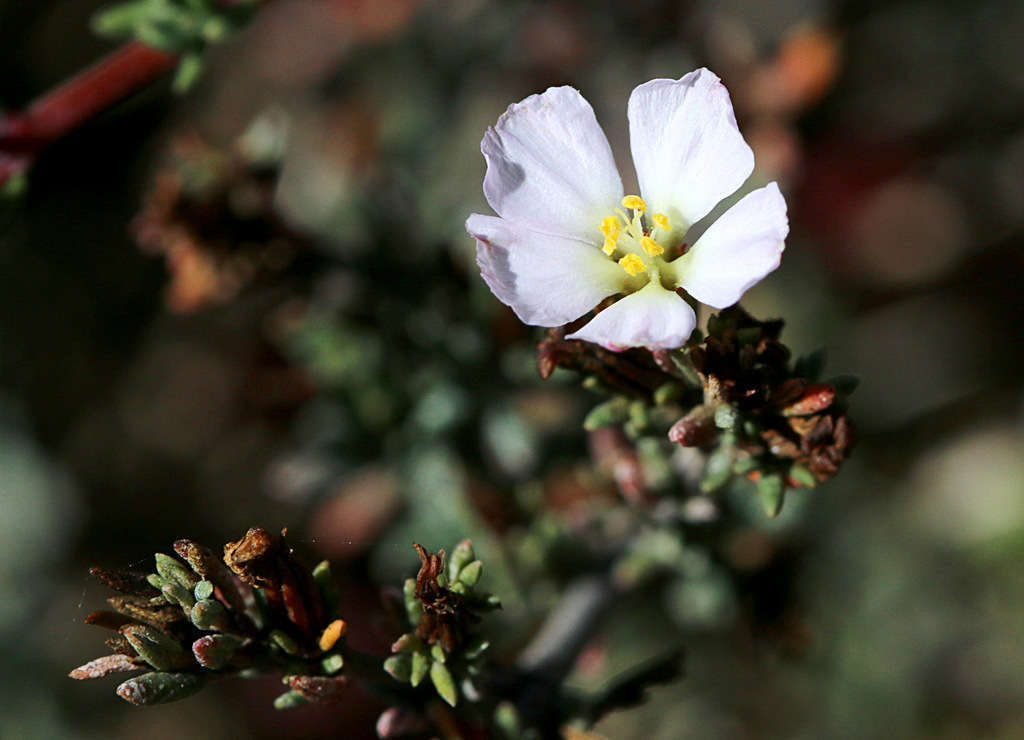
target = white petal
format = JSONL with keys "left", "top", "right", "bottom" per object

{"left": 482, "top": 86, "right": 623, "bottom": 240}
{"left": 628, "top": 69, "right": 754, "bottom": 231}
{"left": 467, "top": 213, "right": 627, "bottom": 327}
{"left": 566, "top": 281, "right": 696, "bottom": 350}
{"left": 671, "top": 183, "right": 788, "bottom": 309}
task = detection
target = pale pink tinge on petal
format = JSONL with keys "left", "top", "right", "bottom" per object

{"left": 467, "top": 213, "right": 627, "bottom": 327}
{"left": 566, "top": 282, "right": 697, "bottom": 350}
{"left": 482, "top": 86, "right": 623, "bottom": 241}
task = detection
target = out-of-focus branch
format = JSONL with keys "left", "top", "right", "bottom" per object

{"left": 516, "top": 575, "right": 616, "bottom": 681}
{"left": 0, "top": 42, "right": 176, "bottom": 187}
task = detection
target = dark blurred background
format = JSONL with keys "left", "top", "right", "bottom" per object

{"left": 1, "top": 0, "right": 1023, "bottom": 738}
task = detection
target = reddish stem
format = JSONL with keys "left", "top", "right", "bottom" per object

{"left": 0, "top": 42, "right": 177, "bottom": 185}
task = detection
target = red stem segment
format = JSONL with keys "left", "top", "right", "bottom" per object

{"left": 1, "top": 42, "right": 177, "bottom": 184}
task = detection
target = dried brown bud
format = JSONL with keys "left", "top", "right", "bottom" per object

{"left": 69, "top": 654, "right": 140, "bottom": 680}
{"left": 89, "top": 567, "right": 160, "bottom": 597}
{"left": 668, "top": 405, "right": 719, "bottom": 447}
{"left": 223, "top": 527, "right": 326, "bottom": 645}
{"left": 780, "top": 383, "right": 835, "bottom": 416}
{"left": 411, "top": 543, "right": 477, "bottom": 652}
{"left": 174, "top": 538, "right": 257, "bottom": 632}
{"left": 286, "top": 675, "right": 348, "bottom": 703}
{"left": 133, "top": 132, "right": 307, "bottom": 313}
{"left": 537, "top": 326, "right": 671, "bottom": 397}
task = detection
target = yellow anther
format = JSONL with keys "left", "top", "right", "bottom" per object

{"left": 621, "top": 195, "right": 647, "bottom": 212}
{"left": 318, "top": 619, "right": 348, "bottom": 652}
{"left": 652, "top": 213, "right": 670, "bottom": 230}
{"left": 641, "top": 236, "right": 664, "bottom": 257}
{"left": 599, "top": 216, "right": 620, "bottom": 237}
{"left": 618, "top": 253, "right": 647, "bottom": 276}
{"left": 602, "top": 232, "right": 619, "bottom": 256}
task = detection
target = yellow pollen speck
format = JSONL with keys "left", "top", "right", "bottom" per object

{"left": 602, "top": 233, "right": 619, "bottom": 255}
{"left": 621, "top": 195, "right": 646, "bottom": 212}
{"left": 599, "top": 217, "right": 620, "bottom": 236}
{"left": 618, "top": 253, "right": 646, "bottom": 276}
{"left": 641, "top": 236, "right": 664, "bottom": 257}
{"left": 652, "top": 213, "right": 670, "bottom": 230}
{"left": 318, "top": 619, "right": 347, "bottom": 652}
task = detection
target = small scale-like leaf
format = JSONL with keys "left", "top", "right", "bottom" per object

{"left": 383, "top": 655, "right": 411, "bottom": 682}
{"left": 116, "top": 671, "right": 204, "bottom": 705}
{"left": 410, "top": 650, "right": 429, "bottom": 687}
{"left": 430, "top": 660, "right": 457, "bottom": 707}
{"left": 758, "top": 473, "right": 785, "bottom": 518}
{"left": 457, "top": 560, "right": 482, "bottom": 587}
{"left": 273, "top": 689, "right": 308, "bottom": 710}
{"left": 447, "top": 539, "right": 475, "bottom": 583}
{"left": 583, "top": 397, "right": 630, "bottom": 431}
{"left": 193, "top": 580, "right": 214, "bottom": 601}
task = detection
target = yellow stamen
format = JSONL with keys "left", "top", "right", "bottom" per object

{"left": 652, "top": 213, "right": 670, "bottom": 231}
{"left": 621, "top": 195, "right": 646, "bottom": 212}
{"left": 641, "top": 236, "right": 664, "bottom": 257}
{"left": 602, "top": 232, "right": 619, "bottom": 256}
{"left": 599, "top": 216, "right": 620, "bottom": 237}
{"left": 618, "top": 253, "right": 647, "bottom": 276}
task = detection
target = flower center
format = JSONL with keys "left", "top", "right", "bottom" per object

{"left": 598, "top": 195, "right": 674, "bottom": 282}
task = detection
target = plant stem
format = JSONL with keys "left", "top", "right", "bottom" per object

{"left": 511, "top": 574, "right": 619, "bottom": 733}
{"left": 0, "top": 42, "right": 176, "bottom": 185}
{"left": 516, "top": 575, "right": 617, "bottom": 681}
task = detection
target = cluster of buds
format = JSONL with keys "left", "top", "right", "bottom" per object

{"left": 538, "top": 305, "right": 855, "bottom": 517}
{"left": 71, "top": 527, "right": 349, "bottom": 708}
{"left": 383, "top": 541, "right": 499, "bottom": 710}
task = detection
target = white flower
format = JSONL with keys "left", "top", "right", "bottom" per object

{"left": 466, "top": 69, "right": 788, "bottom": 351}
